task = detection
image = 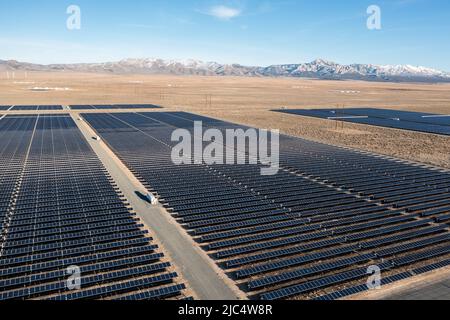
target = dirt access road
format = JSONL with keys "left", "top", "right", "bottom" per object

{"left": 72, "top": 112, "right": 244, "bottom": 301}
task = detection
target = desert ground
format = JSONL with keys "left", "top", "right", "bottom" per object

{"left": 1, "top": 71, "right": 449, "bottom": 168}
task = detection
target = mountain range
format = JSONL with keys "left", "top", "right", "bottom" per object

{"left": 1, "top": 58, "right": 449, "bottom": 83}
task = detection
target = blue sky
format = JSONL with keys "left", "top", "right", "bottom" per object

{"left": 1, "top": 0, "right": 449, "bottom": 71}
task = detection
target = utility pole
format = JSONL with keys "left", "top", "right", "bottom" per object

{"left": 205, "top": 94, "right": 212, "bottom": 108}
{"left": 335, "top": 104, "right": 339, "bottom": 130}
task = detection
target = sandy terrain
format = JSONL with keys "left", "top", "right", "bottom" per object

{"left": 1, "top": 71, "right": 449, "bottom": 168}
{"left": 74, "top": 112, "right": 244, "bottom": 300}
{"left": 349, "top": 265, "right": 450, "bottom": 300}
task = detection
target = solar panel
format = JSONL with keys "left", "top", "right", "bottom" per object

{"left": 260, "top": 263, "right": 392, "bottom": 300}
{"left": 69, "top": 104, "right": 161, "bottom": 110}
{"left": 274, "top": 108, "right": 450, "bottom": 136}
{"left": 0, "top": 114, "right": 185, "bottom": 300}
{"left": 10, "top": 105, "right": 63, "bottom": 111}
{"left": 81, "top": 111, "right": 450, "bottom": 301}
{"left": 237, "top": 245, "right": 361, "bottom": 279}
{"left": 115, "top": 284, "right": 187, "bottom": 300}
{"left": 315, "top": 271, "right": 413, "bottom": 300}
{"left": 48, "top": 272, "right": 179, "bottom": 300}
{"left": 413, "top": 258, "right": 450, "bottom": 275}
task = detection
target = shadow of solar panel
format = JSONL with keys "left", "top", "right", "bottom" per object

{"left": 260, "top": 263, "right": 393, "bottom": 300}
{"left": 48, "top": 272, "right": 179, "bottom": 300}
{"left": 314, "top": 271, "right": 413, "bottom": 300}
{"left": 413, "top": 258, "right": 450, "bottom": 275}
{"left": 0, "top": 114, "right": 185, "bottom": 300}
{"left": 10, "top": 105, "right": 39, "bottom": 111}
{"left": 80, "top": 111, "right": 450, "bottom": 300}
{"left": 116, "top": 284, "right": 187, "bottom": 300}
{"left": 393, "top": 244, "right": 450, "bottom": 267}
{"left": 69, "top": 104, "right": 161, "bottom": 110}
{"left": 70, "top": 105, "right": 96, "bottom": 110}
{"left": 274, "top": 108, "right": 450, "bottom": 135}
{"left": 9, "top": 105, "right": 63, "bottom": 111}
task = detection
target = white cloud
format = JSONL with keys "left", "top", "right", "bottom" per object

{"left": 207, "top": 5, "right": 242, "bottom": 20}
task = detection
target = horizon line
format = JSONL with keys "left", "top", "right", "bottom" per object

{"left": 1, "top": 57, "right": 448, "bottom": 72}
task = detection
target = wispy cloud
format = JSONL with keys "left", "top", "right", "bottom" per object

{"left": 205, "top": 5, "right": 242, "bottom": 20}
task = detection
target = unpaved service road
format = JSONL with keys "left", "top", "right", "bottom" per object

{"left": 72, "top": 112, "right": 243, "bottom": 301}
{"left": 349, "top": 266, "right": 450, "bottom": 300}
{"left": 2, "top": 72, "right": 449, "bottom": 169}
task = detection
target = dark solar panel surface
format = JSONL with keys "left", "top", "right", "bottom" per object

{"left": 274, "top": 108, "right": 450, "bottom": 136}
{"left": 0, "top": 114, "right": 185, "bottom": 300}
{"left": 82, "top": 111, "right": 450, "bottom": 300}
{"left": 70, "top": 104, "right": 161, "bottom": 110}
{"left": 10, "top": 105, "right": 64, "bottom": 111}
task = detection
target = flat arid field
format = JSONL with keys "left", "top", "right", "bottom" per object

{"left": 1, "top": 71, "right": 449, "bottom": 168}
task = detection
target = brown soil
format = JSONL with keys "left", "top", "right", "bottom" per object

{"left": 1, "top": 71, "right": 449, "bottom": 168}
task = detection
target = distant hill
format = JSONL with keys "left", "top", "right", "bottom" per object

{"left": 1, "top": 58, "right": 449, "bottom": 83}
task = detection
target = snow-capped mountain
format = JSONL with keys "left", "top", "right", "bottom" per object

{"left": 258, "top": 59, "right": 450, "bottom": 81}
{"left": 1, "top": 58, "right": 449, "bottom": 83}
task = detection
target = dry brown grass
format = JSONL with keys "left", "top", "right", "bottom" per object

{"left": 1, "top": 71, "right": 449, "bottom": 168}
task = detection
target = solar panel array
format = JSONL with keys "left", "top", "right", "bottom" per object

{"left": 0, "top": 114, "right": 186, "bottom": 300}
{"left": 0, "top": 106, "right": 11, "bottom": 111}
{"left": 316, "top": 258, "right": 450, "bottom": 300}
{"left": 10, "top": 105, "right": 64, "bottom": 111}
{"left": 70, "top": 104, "right": 161, "bottom": 110}
{"left": 82, "top": 111, "right": 450, "bottom": 300}
{"left": 274, "top": 108, "right": 450, "bottom": 136}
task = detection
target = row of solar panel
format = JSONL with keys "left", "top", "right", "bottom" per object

{"left": 0, "top": 256, "right": 168, "bottom": 291}
{"left": 208, "top": 216, "right": 431, "bottom": 254}
{"left": 89, "top": 116, "right": 444, "bottom": 239}
{"left": 282, "top": 174, "right": 450, "bottom": 215}
{"left": 279, "top": 141, "right": 450, "bottom": 209}
{"left": 0, "top": 105, "right": 64, "bottom": 111}
{"left": 156, "top": 110, "right": 448, "bottom": 276}
{"left": 247, "top": 233, "right": 450, "bottom": 290}
{"left": 1, "top": 105, "right": 162, "bottom": 111}
{"left": 82, "top": 111, "right": 450, "bottom": 300}
{"left": 227, "top": 224, "right": 446, "bottom": 270}
{"left": 274, "top": 108, "right": 450, "bottom": 136}
{"left": 260, "top": 244, "right": 450, "bottom": 300}
{"left": 70, "top": 104, "right": 161, "bottom": 110}
{"left": 0, "top": 114, "right": 186, "bottom": 300}
{"left": 316, "top": 257, "right": 450, "bottom": 301}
